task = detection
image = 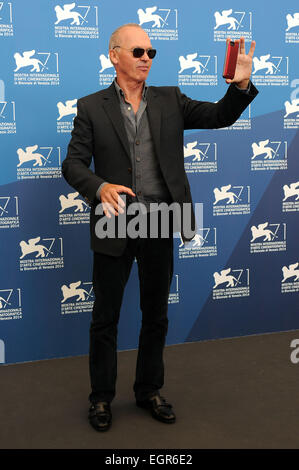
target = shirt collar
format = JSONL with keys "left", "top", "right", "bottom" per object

{"left": 114, "top": 78, "right": 148, "bottom": 100}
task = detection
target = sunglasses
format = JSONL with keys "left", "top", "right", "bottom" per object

{"left": 113, "top": 46, "right": 157, "bottom": 59}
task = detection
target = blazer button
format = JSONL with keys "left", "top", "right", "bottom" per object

{"left": 135, "top": 140, "right": 140, "bottom": 145}
{"left": 128, "top": 167, "right": 132, "bottom": 173}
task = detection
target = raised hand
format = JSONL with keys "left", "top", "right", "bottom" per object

{"left": 225, "top": 36, "right": 256, "bottom": 89}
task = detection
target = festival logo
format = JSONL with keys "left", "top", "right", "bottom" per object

{"left": 136, "top": 6, "right": 178, "bottom": 40}
{"left": 282, "top": 181, "right": 299, "bottom": 213}
{"left": 0, "top": 1, "right": 14, "bottom": 37}
{"left": 251, "top": 53, "right": 289, "bottom": 86}
{"left": 213, "top": 9, "right": 252, "bottom": 42}
{"left": 281, "top": 262, "right": 299, "bottom": 294}
{"left": 284, "top": 80, "right": 299, "bottom": 128}
{"left": 16, "top": 145, "right": 62, "bottom": 180}
{"left": 213, "top": 267, "right": 250, "bottom": 299}
{"left": 0, "top": 288, "right": 22, "bottom": 321}
{"left": 178, "top": 227, "right": 217, "bottom": 259}
{"left": 250, "top": 222, "right": 287, "bottom": 253}
{"left": 58, "top": 191, "right": 90, "bottom": 225}
{"left": 19, "top": 236, "right": 64, "bottom": 271}
{"left": 178, "top": 53, "right": 217, "bottom": 86}
{"left": 285, "top": 13, "right": 299, "bottom": 43}
{"left": 0, "top": 99, "right": 16, "bottom": 134}
{"left": 251, "top": 139, "right": 288, "bottom": 171}
{"left": 0, "top": 196, "right": 19, "bottom": 229}
{"left": 99, "top": 54, "right": 113, "bottom": 73}
{"left": 57, "top": 98, "right": 77, "bottom": 133}
{"left": 54, "top": 2, "right": 99, "bottom": 39}
{"left": 14, "top": 50, "right": 60, "bottom": 86}
{"left": 213, "top": 184, "right": 251, "bottom": 216}
{"left": 184, "top": 141, "right": 217, "bottom": 173}
{"left": 168, "top": 274, "right": 179, "bottom": 304}
{"left": 99, "top": 53, "right": 115, "bottom": 87}
{"left": 284, "top": 97, "right": 299, "bottom": 128}
{"left": 61, "top": 280, "right": 94, "bottom": 315}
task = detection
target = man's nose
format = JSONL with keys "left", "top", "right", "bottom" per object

{"left": 140, "top": 51, "right": 149, "bottom": 60}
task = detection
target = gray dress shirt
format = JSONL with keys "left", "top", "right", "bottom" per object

{"left": 97, "top": 79, "right": 172, "bottom": 212}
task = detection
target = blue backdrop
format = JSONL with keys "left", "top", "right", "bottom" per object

{"left": 0, "top": 0, "right": 298, "bottom": 364}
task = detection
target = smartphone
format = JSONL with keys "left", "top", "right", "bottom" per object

{"left": 223, "top": 40, "right": 239, "bottom": 79}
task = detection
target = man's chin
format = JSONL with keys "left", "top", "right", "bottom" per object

{"left": 136, "top": 69, "right": 150, "bottom": 79}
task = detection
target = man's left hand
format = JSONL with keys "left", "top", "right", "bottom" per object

{"left": 225, "top": 36, "right": 256, "bottom": 89}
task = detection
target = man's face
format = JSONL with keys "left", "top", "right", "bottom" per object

{"left": 110, "top": 27, "right": 153, "bottom": 83}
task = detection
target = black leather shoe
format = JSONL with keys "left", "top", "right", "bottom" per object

{"left": 136, "top": 393, "right": 176, "bottom": 423}
{"left": 88, "top": 401, "right": 112, "bottom": 432}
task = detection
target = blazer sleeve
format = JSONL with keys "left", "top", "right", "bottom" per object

{"left": 61, "top": 99, "right": 105, "bottom": 204}
{"left": 176, "top": 81, "right": 258, "bottom": 130}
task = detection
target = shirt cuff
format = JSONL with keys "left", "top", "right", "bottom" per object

{"left": 96, "top": 182, "right": 109, "bottom": 200}
{"left": 234, "top": 81, "right": 251, "bottom": 94}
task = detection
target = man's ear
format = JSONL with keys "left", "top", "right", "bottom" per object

{"left": 109, "top": 49, "right": 118, "bottom": 66}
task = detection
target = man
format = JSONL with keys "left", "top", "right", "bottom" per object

{"left": 62, "top": 23, "right": 258, "bottom": 432}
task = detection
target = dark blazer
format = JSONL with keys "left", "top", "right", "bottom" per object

{"left": 62, "top": 82, "right": 258, "bottom": 255}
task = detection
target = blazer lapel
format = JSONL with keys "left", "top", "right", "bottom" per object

{"left": 101, "top": 84, "right": 131, "bottom": 162}
{"left": 100, "top": 84, "right": 162, "bottom": 164}
{"left": 146, "top": 87, "right": 161, "bottom": 161}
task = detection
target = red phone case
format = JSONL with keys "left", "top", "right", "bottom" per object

{"left": 223, "top": 40, "right": 239, "bottom": 79}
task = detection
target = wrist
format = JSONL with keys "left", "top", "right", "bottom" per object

{"left": 236, "top": 79, "right": 250, "bottom": 90}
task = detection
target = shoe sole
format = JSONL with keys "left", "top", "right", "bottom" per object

{"left": 88, "top": 414, "right": 112, "bottom": 432}
{"left": 89, "top": 419, "right": 112, "bottom": 432}
{"left": 151, "top": 412, "right": 176, "bottom": 423}
{"left": 136, "top": 401, "right": 176, "bottom": 423}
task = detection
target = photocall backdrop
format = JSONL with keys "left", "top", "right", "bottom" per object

{"left": 0, "top": 0, "right": 298, "bottom": 365}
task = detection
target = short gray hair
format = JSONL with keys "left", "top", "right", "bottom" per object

{"left": 109, "top": 23, "right": 143, "bottom": 50}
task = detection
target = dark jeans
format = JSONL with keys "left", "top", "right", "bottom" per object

{"left": 89, "top": 211, "right": 174, "bottom": 404}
